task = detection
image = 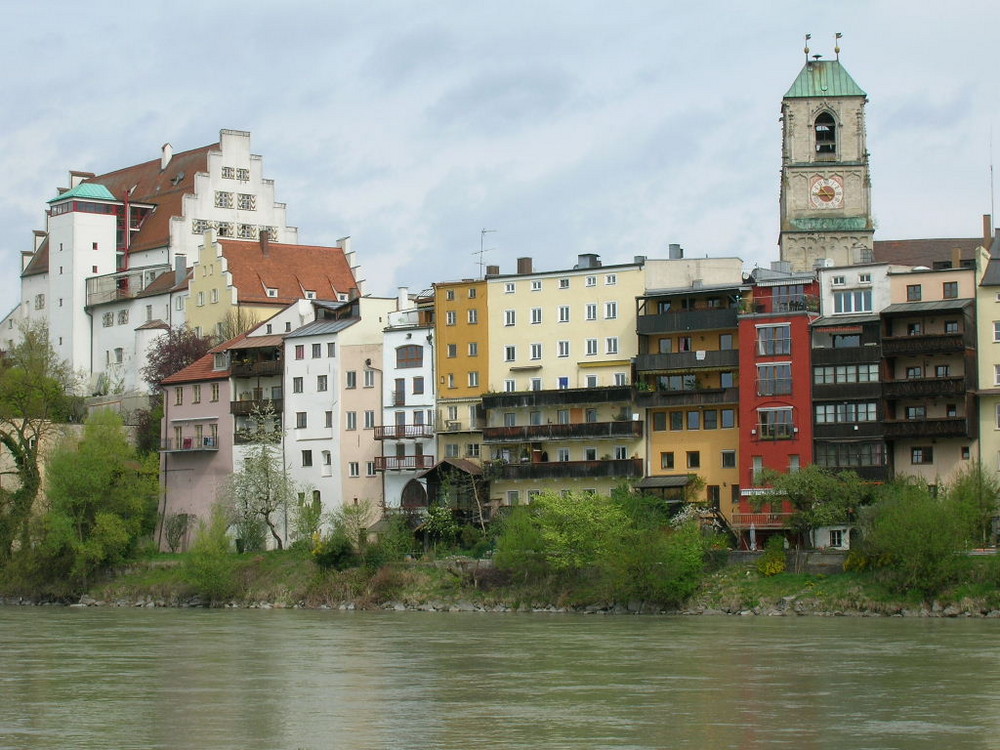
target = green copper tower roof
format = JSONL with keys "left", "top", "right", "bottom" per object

{"left": 784, "top": 60, "right": 865, "bottom": 98}
{"left": 47, "top": 182, "right": 117, "bottom": 204}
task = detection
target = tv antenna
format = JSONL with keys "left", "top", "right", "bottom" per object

{"left": 474, "top": 228, "right": 496, "bottom": 277}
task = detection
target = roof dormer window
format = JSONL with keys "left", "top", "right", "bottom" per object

{"left": 266, "top": 288, "right": 278, "bottom": 298}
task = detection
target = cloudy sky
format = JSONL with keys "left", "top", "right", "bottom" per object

{"left": 2, "top": 1, "right": 997, "bottom": 306}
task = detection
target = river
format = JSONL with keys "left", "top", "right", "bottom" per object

{"left": 1, "top": 607, "right": 997, "bottom": 749}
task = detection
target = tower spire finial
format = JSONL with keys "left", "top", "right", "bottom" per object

{"left": 804, "top": 33, "right": 811, "bottom": 62}
{"left": 835, "top": 32, "right": 842, "bottom": 60}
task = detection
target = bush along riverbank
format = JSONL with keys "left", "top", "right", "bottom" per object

{"left": 7, "top": 550, "right": 1000, "bottom": 617}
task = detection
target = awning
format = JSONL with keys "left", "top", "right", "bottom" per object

{"left": 636, "top": 475, "right": 692, "bottom": 489}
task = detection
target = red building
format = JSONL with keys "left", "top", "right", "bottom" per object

{"left": 735, "top": 271, "right": 818, "bottom": 548}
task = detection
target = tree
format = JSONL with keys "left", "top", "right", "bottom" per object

{"left": 140, "top": 326, "right": 215, "bottom": 393}
{"left": 215, "top": 307, "right": 261, "bottom": 345}
{"left": 943, "top": 462, "right": 1000, "bottom": 549}
{"left": 42, "top": 410, "right": 158, "bottom": 587}
{"left": 0, "top": 322, "right": 78, "bottom": 561}
{"left": 222, "top": 403, "right": 296, "bottom": 550}
{"left": 758, "top": 465, "right": 877, "bottom": 545}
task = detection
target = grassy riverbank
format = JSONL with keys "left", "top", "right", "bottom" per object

{"left": 7, "top": 549, "right": 1000, "bottom": 616}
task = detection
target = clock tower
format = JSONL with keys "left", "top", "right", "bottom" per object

{"left": 778, "top": 44, "right": 874, "bottom": 272}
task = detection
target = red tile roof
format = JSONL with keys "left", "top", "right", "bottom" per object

{"left": 161, "top": 350, "right": 229, "bottom": 385}
{"left": 218, "top": 239, "right": 358, "bottom": 304}
{"left": 873, "top": 238, "right": 982, "bottom": 267}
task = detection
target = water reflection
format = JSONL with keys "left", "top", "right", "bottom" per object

{"left": 1, "top": 609, "right": 998, "bottom": 749}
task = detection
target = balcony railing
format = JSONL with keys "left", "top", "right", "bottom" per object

{"left": 755, "top": 424, "right": 796, "bottom": 440}
{"left": 482, "top": 420, "right": 643, "bottom": 443}
{"left": 373, "top": 424, "right": 435, "bottom": 440}
{"left": 490, "top": 458, "right": 643, "bottom": 481}
{"left": 883, "top": 418, "right": 971, "bottom": 438}
{"left": 230, "top": 360, "right": 283, "bottom": 378}
{"left": 635, "top": 387, "right": 739, "bottom": 408}
{"left": 811, "top": 346, "right": 881, "bottom": 366}
{"left": 230, "top": 399, "right": 283, "bottom": 415}
{"left": 483, "top": 386, "right": 632, "bottom": 410}
{"left": 747, "top": 295, "right": 820, "bottom": 315}
{"left": 85, "top": 264, "right": 170, "bottom": 307}
{"left": 436, "top": 418, "right": 486, "bottom": 433}
{"left": 812, "top": 382, "right": 881, "bottom": 401}
{"left": 391, "top": 392, "right": 406, "bottom": 407}
{"left": 756, "top": 379, "right": 793, "bottom": 396}
{"left": 634, "top": 349, "right": 739, "bottom": 372}
{"left": 813, "top": 423, "right": 883, "bottom": 439}
{"left": 881, "top": 334, "right": 965, "bottom": 357}
{"left": 730, "top": 512, "right": 794, "bottom": 529}
{"left": 374, "top": 455, "right": 436, "bottom": 471}
{"left": 161, "top": 437, "right": 219, "bottom": 452}
{"left": 637, "top": 308, "right": 738, "bottom": 334}
{"left": 882, "top": 377, "right": 967, "bottom": 399}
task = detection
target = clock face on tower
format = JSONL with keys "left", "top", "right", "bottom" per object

{"left": 809, "top": 176, "right": 844, "bottom": 209}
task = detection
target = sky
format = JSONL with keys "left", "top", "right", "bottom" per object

{"left": 1, "top": 1, "right": 998, "bottom": 306}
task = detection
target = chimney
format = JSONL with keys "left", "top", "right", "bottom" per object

{"left": 397, "top": 286, "right": 409, "bottom": 310}
{"left": 668, "top": 243, "right": 683, "bottom": 259}
{"left": 951, "top": 246, "right": 961, "bottom": 269}
{"left": 174, "top": 254, "right": 187, "bottom": 286}
{"left": 574, "top": 253, "right": 601, "bottom": 269}
{"left": 517, "top": 257, "right": 533, "bottom": 275}
{"left": 486, "top": 264, "right": 500, "bottom": 276}
{"left": 161, "top": 143, "right": 173, "bottom": 171}
{"left": 633, "top": 255, "right": 646, "bottom": 265}
{"left": 984, "top": 214, "right": 993, "bottom": 249}
{"left": 260, "top": 229, "right": 270, "bottom": 256}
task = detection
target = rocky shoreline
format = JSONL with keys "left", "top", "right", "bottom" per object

{"left": 5, "top": 593, "right": 1000, "bottom": 618}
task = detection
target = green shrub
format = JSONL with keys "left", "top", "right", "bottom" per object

{"left": 757, "top": 535, "right": 787, "bottom": 577}
{"left": 313, "top": 531, "right": 358, "bottom": 570}
{"left": 184, "top": 505, "right": 240, "bottom": 603}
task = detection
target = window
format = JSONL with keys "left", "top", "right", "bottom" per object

{"left": 670, "top": 412, "right": 684, "bottom": 431}
{"left": 325, "top": 411, "right": 333, "bottom": 428}
{"left": 678, "top": 336, "right": 692, "bottom": 352}
{"left": 531, "top": 280, "right": 542, "bottom": 292}
{"left": 721, "top": 450, "right": 736, "bottom": 468}
{"left": 559, "top": 278, "right": 570, "bottom": 289}
{"left": 833, "top": 289, "right": 873, "bottom": 314}
{"left": 530, "top": 343, "right": 542, "bottom": 360}
{"left": 504, "top": 413, "right": 516, "bottom": 427}
{"left": 605, "top": 337, "right": 619, "bottom": 355}
{"left": 832, "top": 275, "right": 846, "bottom": 286}
{"left": 557, "top": 410, "right": 570, "bottom": 425}
{"left": 221, "top": 166, "right": 235, "bottom": 179}
{"left": 530, "top": 378, "right": 542, "bottom": 391}
{"left": 687, "top": 411, "right": 700, "bottom": 430}
{"left": 828, "top": 529, "right": 844, "bottom": 548}
{"left": 604, "top": 301, "right": 617, "bottom": 319}
{"left": 413, "top": 376, "right": 424, "bottom": 394}
{"left": 661, "top": 452, "right": 675, "bottom": 469}
{"left": 316, "top": 375, "right": 328, "bottom": 392}
{"left": 911, "top": 446, "right": 933, "bottom": 465}
{"left": 504, "top": 282, "right": 515, "bottom": 293}
{"left": 296, "top": 412, "right": 307, "bottom": 429}
{"left": 174, "top": 387, "right": 183, "bottom": 406}
{"left": 327, "top": 342, "right": 336, "bottom": 357}
{"left": 447, "top": 343, "right": 457, "bottom": 358}
{"left": 814, "top": 111, "right": 836, "bottom": 153}
{"left": 468, "top": 287, "right": 477, "bottom": 298}
{"left": 447, "top": 374, "right": 455, "bottom": 388}
{"left": 446, "top": 443, "right": 460, "bottom": 458}
{"left": 756, "top": 363, "right": 792, "bottom": 395}
{"left": 585, "top": 448, "right": 597, "bottom": 461}
{"left": 445, "top": 290, "right": 455, "bottom": 301}
{"left": 858, "top": 273, "right": 872, "bottom": 284}
{"left": 507, "top": 490, "right": 520, "bottom": 505}
{"left": 504, "top": 345, "right": 516, "bottom": 362}
{"left": 758, "top": 407, "right": 794, "bottom": 439}
{"left": 558, "top": 341, "right": 570, "bottom": 357}
{"left": 907, "top": 323, "right": 922, "bottom": 336}
{"left": 117, "top": 309, "right": 129, "bottom": 325}
{"left": 944, "top": 320, "right": 959, "bottom": 334}
{"left": 585, "top": 303, "right": 597, "bottom": 321}
{"left": 962, "top": 446, "right": 971, "bottom": 460}
{"left": 614, "top": 446, "right": 628, "bottom": 460}
{"left": 558, "top": 448, "right": 570, "bottom": 462}
{"left": 349, "top": 462, "right": 360, "bottom": 478}
{"left": 346, "top": 411, "right": 357, "bottom": 430}
{"left": 605, "top": 274, "right": 617, "bottom": 285}
{"left": 935, "top": 365, "right": 950, "bottom": 378}
{"left": 586, "top": 338, "right": 598, "bottom": 356}
{"left": 906, "top": 285, "right": 922, "bottom": 302}
{"left": 364, "top": 410, "right": 376, "bottom": 429}
{"left": 467, "top": 309, "right": 478, "bottom": 324}
{"left": 192, "top": 384, "right": 201, "bottom": 403}
{"left": 346, "top": 371, "right": 357, "bottom": 389}
{"left": 446, "top": 311, "right": 456, "bottom": 326}
{"left": 301, "top": 450, "right": 313, "bottom": 467}
{"left": 906, "top": 366, "right": 923, "bottom": 379}
{"left": 719, "top": 334, "right": 733, "bottom": 350}
{"left": 703, "top": 410, "right": 718, "bottom": 430}
{"left": 756, "top": 324, "right": 791, "bottom": 355}
{"left": 687, "top": 451, "right": 700, "bottom": 469}
{"left": 295, "top": 345, "right": 305, "bottom": 360}
{"left": 468, "top": 342, "right": 478, "bottom": 357}
{"left": 307, "top": 343, "right": 320, "bottom": 359}
{"left": 815, "top": 402, "right": 878, "bottom": 423}
{"left": 721, "top": 371, "right": 736, "bottom": 388}
{"left": 467, "top": 444, "right": 480, "bottom": 458}
{"left": 994, "top": 365, "right": 1000, "bottom": 386}
{"left": 586, "top": 375, "right": 598, "bottom": 388}
{"left": 214, "top": 191, "right": 233, "bottom": 208}
{"left": 505, "top": 310, "right": 516, "bottom": 326}
{"left": 364, "top": 370, "right": 376, "bottom": 388}
{"left": 367, "top": 462, "right": 377, "bottom": 476}
{"left": 558, "top": 306, "right": 570, "bottom": 323}
{"left": 211, "top": 383, "right": 220, "bottom": 402}
{"left": 396, "top": 345, "right": 423, "bottom": 368}
{"left": 905, "top": 406, "right": 926, "bottom": 420}
{"left": 813, "top": 364, "right": 879, "bottom": 384}
{"left": 943, "top": 281, "right": 958, "bottom": 299}
{"left": 531, "top": 308, "right": 542, "bottom": 324}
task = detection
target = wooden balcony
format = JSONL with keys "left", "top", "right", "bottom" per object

{"left": 883, "top": 417, "right": 971, "bottom": 438}
{"left": 491, "top": 458, "right": 643, "bottom": 481}
{"left": 161, "top": 437, "right": 219, "bottom": 453}
{"left": 882, "top": 377, "right": 967, "bottom": 399}
{"left": 813, "top": 423, "right": 883, "bottom": 439}
{"left": 230, "top": 360, "right": 283, "bottom": 378}
{"left": 482, "top": 420, "right": 643, "bottom": 443}
{"left": 483, "top": 386, "right": 632, "bottom": 410}
{"left": 634, "top": 349, "right": 739, "bottom": 373}
{"left": 811, "top": 346, "right": 881, "bottom": 366}
{"left": 374, "top": 455, "right": 436, "bottom": 471}
{"left": 373, "top": 424, "right": 435, "bottom": 440}
{"left": 753, "top": 424, "right": 797, "bottom": 441}
{"left": 230, "top": 399, "right": 283, "bottom": 415}
{"left": 812, "top": 382, "right": 881, "bottom": 401}
{"left": 881, "top": 334, "right": 965, "bottom": 357}
{"left": 436, "top": 418, "right": 486, "bottom": 433}
{"left": 635, "top": 387, "right": 739, "bottom": 408}
{"left": 637, "top": 308, "right": 738, "bottom": 335}
{"left": 730, "top": 512, "right": 794, "bottom": 529}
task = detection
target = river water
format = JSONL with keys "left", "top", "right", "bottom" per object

{"left": 1, "top": 607, "right": 998, "bottom": 749}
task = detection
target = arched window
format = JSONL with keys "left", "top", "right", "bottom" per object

{"left": 814, "top": 112, "right": 836, "bottom": 155}
{"left": 396, "top": 344, "right": 423, "bottom": 368}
